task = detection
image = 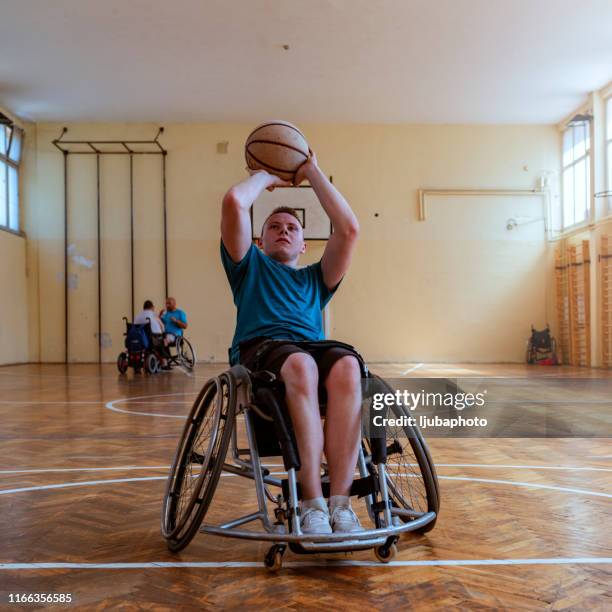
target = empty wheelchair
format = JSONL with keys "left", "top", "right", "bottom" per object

{"left": 117, "top": 317, "right": 164, "bottom": 375}
{"left": 526, "top": 324, "right": 559, "bottom": 365}
{"left": 161, "top": 343, "right": 439, "bottom": 569}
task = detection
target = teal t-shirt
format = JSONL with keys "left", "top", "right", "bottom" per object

{"left": 221, "top": 240, "right": 339, "bottom": 364}
{"left": 161, "top": 309, "right": 187, "bottom": 337}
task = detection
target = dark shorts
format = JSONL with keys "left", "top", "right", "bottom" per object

{"left": 238, "top": 337, "right": 364, "bottom": 386}
{"left": 151, "top": 333, "right": 164, "bottom": 349}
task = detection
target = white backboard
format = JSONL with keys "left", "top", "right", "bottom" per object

{"left": 251, "top": 186, "right": 331, "bottom": 240}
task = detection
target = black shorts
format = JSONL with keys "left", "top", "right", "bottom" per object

{"left": 238, "top": 337, "right": 364, "bottom": 386}
{"left": 151, "top": 333, "right": 164, "bottom": 349}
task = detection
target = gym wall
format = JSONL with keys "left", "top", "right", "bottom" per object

{"left": 24, "top": 122, "right": 558, "bottom": 363}
{"left": 0, "top": 230, "right": 28, "bottom": 364}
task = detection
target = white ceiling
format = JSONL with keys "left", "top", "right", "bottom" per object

{"left": 1, "top": 0, "right": 611, "bottom": 124}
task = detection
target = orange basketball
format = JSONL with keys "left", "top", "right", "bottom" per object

{"left": 245, "top": 120, "right": 309, "bottom": 182}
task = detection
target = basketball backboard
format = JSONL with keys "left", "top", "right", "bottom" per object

{"left": 251, "top": 186, "right": 332, "bottom": 241}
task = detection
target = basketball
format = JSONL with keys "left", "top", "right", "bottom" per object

{"left": 245, "top": 120, "right": 310, "bottom": 181}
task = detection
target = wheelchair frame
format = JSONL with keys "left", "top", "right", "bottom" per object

{"left": 165, "top": 335, "right": 197, "bottom": 371}
{"left": 526, "top": 325, "right": 558, "bottom": 365}
{"left": 161, "top": 364, "right": 439, "bottom": 569}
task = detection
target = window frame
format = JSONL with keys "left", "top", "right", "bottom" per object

{"left": 606, "top": 96, "right": 612, "bottom": 216}
{"left": 560, "top": 120, "right": 592, "bottom": 232}
{"left": 0, "top": 124, "right": 23, "bottom": 237}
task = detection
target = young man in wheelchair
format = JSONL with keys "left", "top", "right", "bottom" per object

{"left": 221, "top": 151, "right": 363, "bottom": 535}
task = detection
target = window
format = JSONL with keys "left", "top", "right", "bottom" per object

{"left": 561, "top": 120, "right": 591, "bottom": 229}
{"left": 0, "top": 123, "right": 23, "bottom": 233}
{"left": 607, "top": 97, "right": 612, "bottom": 215}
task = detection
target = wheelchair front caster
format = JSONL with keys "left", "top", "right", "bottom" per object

{"left": 264, "top": 544, "right": 286, "bottom": 571}
{"left": 374, "top": 542, "right": 397, "bottom": 563}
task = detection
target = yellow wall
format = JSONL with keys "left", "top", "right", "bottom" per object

{"left": 0, "top": 230, "right": 28, "bottom": 364}
{"left": 28, "top": 122, "right": 559, "bottom": 363}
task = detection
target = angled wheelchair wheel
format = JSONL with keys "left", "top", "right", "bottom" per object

{"left": 176, "top": 337, "right": 196, "bottom": 370}
{"left": 365, "top": 374, "right": 440, "bottom": 533}
{"left": 117, "top": 353, "right": 128, "bottom": 374}
{"left": 161, "top": 371, "right": 235, "bottom": 551}
{"left": 145, "top": 352, "right": 160, "bottom": 374}
{"left": 385, "top": 415, "right": 440, "bottom": 533}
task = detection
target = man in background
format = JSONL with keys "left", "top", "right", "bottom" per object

{"left": 160, "top": 297, "right": 188, "bottom": 347}
{"left": 134, "top": 300, "right": 166, "bottom": 366}
{"left": 134, "top": 299, "right": 164, "bottom": 335}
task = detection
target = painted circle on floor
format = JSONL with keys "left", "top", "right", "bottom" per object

{"left": 105, "top": 392, "right": 196, "bottom": 418}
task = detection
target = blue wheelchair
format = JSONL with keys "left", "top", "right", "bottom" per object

{"left": 116, "top": 317, "right": 164, "bottom": 375}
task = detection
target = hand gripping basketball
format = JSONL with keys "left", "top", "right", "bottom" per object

{"left": 245, "top": 168, "right": 293, "bottom": 192}
{"left": 293, "top": 148, "right": 317, "bottom": 186}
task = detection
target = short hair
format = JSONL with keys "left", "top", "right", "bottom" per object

{"left": 261, "top": 206, "right": 303, "bottom": 235}
{"left": 143, "top": 300, "right": 154, "bottom": 310}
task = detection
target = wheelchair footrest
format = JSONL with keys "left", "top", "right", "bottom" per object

{"left": 281, "top": 475, "right": 378, "bottom": 503}
{"left": 289, "top": 536, "right": 387, "bottom": 555}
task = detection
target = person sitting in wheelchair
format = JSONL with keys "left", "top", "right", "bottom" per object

{"left": 221, "top": 150, "right": 362, "bottom": 535}
{"left": 158, "top": 297, "right": 189, "bottom": 370}
{"left": 134, "top": 300, "right": 164, "bottom": 345}
{"left": 160, "top": 297, "right": 188, "bottom": 349}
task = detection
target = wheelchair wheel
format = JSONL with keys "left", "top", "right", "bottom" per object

{"left": 365, "top": 375, "right": 440, "bottom": 533}
{"left": 145, "top": 352, "right": 160, "bottom": 374}
{"left": 176, "top": 337, "right": 196, "bottom": 370}
{"left": 117, "top": 353, "right": 128, "bottom": 374}
{"left": 161, "top": 371, "right": 236, "bottom": 552}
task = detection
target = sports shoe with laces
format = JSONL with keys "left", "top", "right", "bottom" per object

{"left": 330, "top": 504, "right": 364, "bottom": 533}
{"left": 300, "top": 504, "right": 332, "bottom": 535}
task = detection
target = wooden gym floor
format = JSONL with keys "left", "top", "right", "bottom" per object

{"left": 0, "top": 362, "right": 610, "bottom": 610}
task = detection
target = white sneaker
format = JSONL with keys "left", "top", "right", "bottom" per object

{"left": 330, "top": 504, "right": 364, "bottom": 533}
{"left": 300, "top": 506, "right": 332, "bottom": 535}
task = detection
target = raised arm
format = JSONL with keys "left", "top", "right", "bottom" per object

{"left": 294, "top": 153, "right": 359, "bottom": 290}
{"left": 221, "top": 171, "right": 291, "bottom": 262}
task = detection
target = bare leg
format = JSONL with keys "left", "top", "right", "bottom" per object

{"left": 280, "top": 353, "right": 323, "bottom": 500}
{"left": 324, "top": 356, "right": 362, "bottom": 497}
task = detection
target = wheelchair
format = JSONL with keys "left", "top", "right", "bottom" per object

{"left": 117, "top": 317, "right": 165, "bottom": 375}
{"left": 526, "top": 324, "right": 559, "bottom": 365}
{"left": 161, "top": 342, "right": 440, "bottom": 570}
{"left": 164, "top": 334, "right": 197, "bottom": 371}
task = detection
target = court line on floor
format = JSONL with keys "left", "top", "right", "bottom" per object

{"left": 0, "top": 400, "right": 194, "bottom": 406}
{"left": 0, "top": 473, "right": 609, "bottom": 498}
{"left": 0, "top": 400, "right": 104, "bottom": 405}
{"left": 437, "top": 476, "right": 612, "bottom": 498}
{"left": 1, "top": 462, "right": 611, "bottom": 475}
{"left": 0, "top": 466, "right": 171, "bottom": 475}
{"left": 0, "top": 558, "right": 610, "bottom": 570}
{"left": 420, "top": 463, "right": 612, "bottom": 472}
{"left": 400, "top": 363, "right": 423, "bottom": 375}
{"left": 104, "top": 393, "right": 195, "bottom": 418}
